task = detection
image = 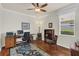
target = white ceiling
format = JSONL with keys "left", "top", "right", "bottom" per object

{"left": 1, "top": 3, "right": 71, "bottom": 17}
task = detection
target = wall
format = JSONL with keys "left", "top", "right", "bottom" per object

{"left": 56, "top": 4, "right": 79, "bottom": 48}
{"left": 0, "top": 4, "right": 3, "bottom": 51}
{"left": 0, "top": 6, "right": 47, "bottom": 47}
{"left": 1, "top": 8, "right": 42, "bottom": 47}
{"left": 42, "top": 4, "right": 79, "bottom": 48}
{"left": 75, "top": 4, "right": 79, "bottom": 42}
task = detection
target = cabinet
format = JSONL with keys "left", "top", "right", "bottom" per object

{"left": 5, "top": 36, "right": 16, "bottom": 48}
{"left": 44, "top": 29, "right": 54, "bottom": 42}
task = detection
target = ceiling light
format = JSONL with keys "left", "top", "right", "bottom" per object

{"left": 35, "top": 8, "right": 40, "bottom": 12}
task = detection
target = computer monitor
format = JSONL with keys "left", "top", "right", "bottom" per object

{"left": 6, "top": 32, "right": 14, "bottom": 36}
{"left": 17, "top": 30, "right": 23, "bottom": 36}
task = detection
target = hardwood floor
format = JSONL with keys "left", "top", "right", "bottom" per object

{"left": 32, "top": 40, "right": 71, "bottom": 56}
{"left": 0, "top": 40, "right": 71, "bottom": 56}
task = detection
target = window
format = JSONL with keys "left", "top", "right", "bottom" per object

{"left": 59, "top": 12, "right": 75, "bottom": 36}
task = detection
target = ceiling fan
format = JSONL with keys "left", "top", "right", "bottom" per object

{"left": 27, "top": 3, "right": 48, "bottom": 12}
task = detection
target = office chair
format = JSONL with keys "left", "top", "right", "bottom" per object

{"left": 16, "top": 32, "right": 30, "bottom": 46}
{"left": 22, "top": 32, "right": 30, "bottom": 44}
{"left": 16, "top": 32, "right": 31, "bottom": 55}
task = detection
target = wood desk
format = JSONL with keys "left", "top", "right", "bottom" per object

{"left": 5, "top": 36, "right": 16, "bottom": 48}
{"left": 1, "top": 47, "right": 10, "bottom": 56}
{"left": 0, "top": 36, "right": 16, "bottom": 56}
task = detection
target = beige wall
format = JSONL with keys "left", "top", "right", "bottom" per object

{"left": 0, "top": 4, "right": 3, "bottom": 51}
{"left": 41, "top": 4, "right": 79, "bottom": 48}
{"left": 1, "top": 8, "right": 43, "bottom": 47}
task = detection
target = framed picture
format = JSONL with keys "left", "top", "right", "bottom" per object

{"left": 48, "top": 23, "right": 53, "bottom": 28}
{"left": 22, "top": 22, "right": 30, "bottom": 30}
{"left": 59, "top": 12, "right": 75, "bottom": 36}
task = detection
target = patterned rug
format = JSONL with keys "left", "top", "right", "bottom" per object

{"left": 10, "top": 44, "right": 49, "bottom": 56}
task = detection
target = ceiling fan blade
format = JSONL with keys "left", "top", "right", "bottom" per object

{"left": 36, "top": 3, "right": 39, "bottom": 7}
{"left": 40, "top": 3, "right": 48, "bottom": 8}
{"left": 40, "top": 9, "right": 46, "bottom": 12}
{"left": 27, "top": 8, "right": 33, "bottom": 10}
{"left": 32, "top": 3, "right": 36, "bottom": 7}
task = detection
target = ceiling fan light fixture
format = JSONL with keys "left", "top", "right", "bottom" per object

{"left": 27, "top": 3, "right": 48, "bottom": 13}
{"left": 35, "top": 8, "right": 40, "bottom": 12}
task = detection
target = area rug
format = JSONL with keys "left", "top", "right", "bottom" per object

{"left": 10, "top": 44, "right": 49, "bottom": 56}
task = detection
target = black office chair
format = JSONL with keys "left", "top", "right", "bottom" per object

{"left": 22, "top": 32, "right": 30, "bottom": 45}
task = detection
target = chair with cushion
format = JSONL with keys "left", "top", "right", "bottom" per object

{"left": 46, "top": 35, "right": 58, "bottom": 44}
{"left": 20, "top": 32, "right": 31, "bottom": 45}
{"left": 46, "top": 35, "right": 58, "bottom": 50}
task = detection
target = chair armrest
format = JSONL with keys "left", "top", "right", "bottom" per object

{"left": 53, "top": 35, "right": 58, "bottom": 44}
{"left": 54, "top": 35, "right": 58, "bottom": 39}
